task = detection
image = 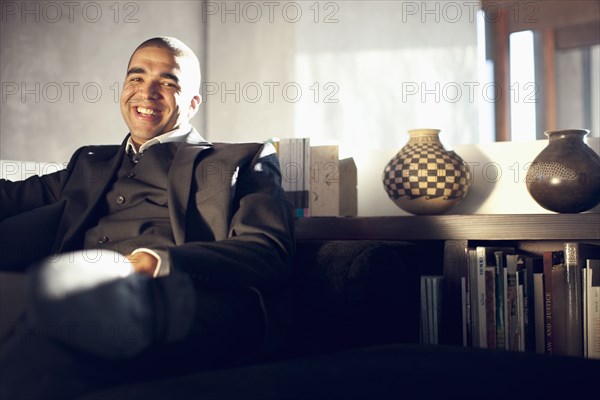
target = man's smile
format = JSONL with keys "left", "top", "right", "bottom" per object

{"left": 133, "top": 105, "right": 162, "bottom": 119}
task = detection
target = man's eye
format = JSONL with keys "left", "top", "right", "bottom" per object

{"left": 129, "top": 77, "right": 142, "bottom": 82}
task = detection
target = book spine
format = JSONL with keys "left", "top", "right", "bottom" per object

{"left": 427, "top": 276, "right": 434, "bottom": 344}
{"left": 302, "top": 138, "right": 310, "bottom": 216}
{"left": 534, "top": 273, "right": 546, "bottom": 354}
{"left": 475, "top": 247, "right": 488, "bottom": 348}
{"left": 420, "top": 275, "right": 428, "bottom": 344}
{"left": 494, "top": 251, "right": 507, "bottom": 350}
{"left": 506, "top": 254, "right": 519, "bottom": 351}
{"left": 432, "top": 276, "right": 443, "bottom": 345}
{"left": 586, "top": 259, "right": 600, "bottom": 359}
{"left": 468, "top": 248, "right": 480, "bottom": 348}
{"left": 461, "top": 276, "right": 469, "bottom": 347}
{"left": 583, "top": 266, "right": 588, "bottom": 358}
{"left": 564, "top": 242, "right": 583, "bottom": 357}
{"left": 543, "top": 251, "right": 554, "bottom": 355}
{"left": 485, "top": 267, "right": 496, "bottom": 349}
{"left": 551, "top": 254, "right": 567, "bottom": 356}
{"left": 524, "top": 256, "right": 542, "bottom": 352}
{"left": 517, "top": 266, "right": 525, "bottom": 351}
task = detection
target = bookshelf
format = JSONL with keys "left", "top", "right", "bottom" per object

{"left": 295, "top": 213, "right": 600, "bottom": 347}
{"left": 295, "top": 214, "right": 600, "bottom": 241}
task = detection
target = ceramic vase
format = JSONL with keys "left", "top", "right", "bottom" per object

{"left": 525, "top": 129, "right": 600, "bottom": 213}
{"left": 382, "top": 129, "right": 472, "bottom": 215}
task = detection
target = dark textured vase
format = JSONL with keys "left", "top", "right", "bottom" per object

{"left": 526, "top": 129, "right": 600, "bottom": 213}
{"left": 382, "top": 129, "right": 471, "bottom": 215}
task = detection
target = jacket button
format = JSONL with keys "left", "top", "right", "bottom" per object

{"left": 117, "top": 195, "right": 125, "bottom": 204}
{"left": 99, "top": 236, "right": 109, "bottom": 244}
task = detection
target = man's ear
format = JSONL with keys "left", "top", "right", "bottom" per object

{"left": 188, "top": 94, "right": 202, "bottom": 119}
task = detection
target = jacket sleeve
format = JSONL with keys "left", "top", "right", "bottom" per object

{"left": 0, "top": 149, "right": 84, "bottom": 222}
{"left": 169, "top": 142, "right": 295, "bottom": 292}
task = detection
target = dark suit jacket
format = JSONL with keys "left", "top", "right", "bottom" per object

{"left": 0, "top": 129, "right": 295, "bottom": 360}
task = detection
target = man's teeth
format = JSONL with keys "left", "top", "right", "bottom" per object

{"left": 137, "top": 107, "right": 157, "bottom": 116}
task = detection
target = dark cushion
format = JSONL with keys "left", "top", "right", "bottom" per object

{"left": 289, "top": 240, "right": 420, "bottom": 355}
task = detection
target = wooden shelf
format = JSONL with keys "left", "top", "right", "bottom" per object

{"left": 295, "top": 213, "right": 600, "bottom": 241}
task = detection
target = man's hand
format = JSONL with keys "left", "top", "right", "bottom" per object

{"left": 126, "top": 251, "right": 159, "bottom": 276}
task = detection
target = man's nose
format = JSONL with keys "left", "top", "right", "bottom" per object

{"left": 137, "top": 81, "right": 160, "bottom": 100}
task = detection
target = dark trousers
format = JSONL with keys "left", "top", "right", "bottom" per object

{"left": 0, "top": 255, "right": 267, "bottom": 400}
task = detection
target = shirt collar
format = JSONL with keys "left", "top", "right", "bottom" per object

{"left": 126, "top": 125, "right": 191, "bottom": 155}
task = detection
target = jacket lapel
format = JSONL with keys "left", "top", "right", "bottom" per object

{"left": 167, "top": 129, "right": 213, "bottom": 245}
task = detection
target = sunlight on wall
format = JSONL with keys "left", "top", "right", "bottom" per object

{"left": 292, "top": 1, "right": 480, "bottom": 159}
{"left": 509, "top": 30, "right": 536, "bottom": 142}
{"left": 477, "top": 9, "right": 495, "bottom": 143}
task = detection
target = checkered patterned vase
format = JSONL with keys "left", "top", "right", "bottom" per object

{"left": 382, "top": 129, "right": 471, "bottom": 214}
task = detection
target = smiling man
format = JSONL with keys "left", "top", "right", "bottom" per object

{"left": 0, "top": 37, "right": 294, "bottom": 400}
{"left": 121, "top": 39, "right": 201, "bottom": 150}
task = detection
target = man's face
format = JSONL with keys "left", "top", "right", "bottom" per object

{"left": 120, "top": 46, "right": 200, "bottom": 147}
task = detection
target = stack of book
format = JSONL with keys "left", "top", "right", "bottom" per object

{"left": 460, "top": 242, "right": 600, "bottom": 359}
{"left": 274, "top": 138, "right": 357, "bottom": 218}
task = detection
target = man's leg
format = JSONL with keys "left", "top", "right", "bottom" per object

{"left": 0, "top": 250, "right": 267, "bottom": 400}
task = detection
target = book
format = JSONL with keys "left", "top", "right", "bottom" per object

{"left": 309, "top": 145, "right": 339, "bottom": 217}
{"left": 583, "top": 264, "right": 588, "bottom": 357}
{"left": 563, "top": 242, "right": 600, "bottom": 357}
{"left": 277, "top": 138, "right": 310, "bottom": 217}
{"left": 338, "top": 157, "right": 357, "bottom": 217}
{"left": 420, "top": 275, "right": 444, "bottom": 345}
{"left": 468, "top": 248, "right": 481, "bottom": 348}
{"left": 523, "top": 255, "right": 543, "bottom": 352}
{"left": 472, "top": 246, "right": 514, "bottom": 349}
{"left": 420, "top": 275, "right": 428, "bottom": 344}
{"left": 533, "top": 272, "right": 545, "bottom": 354}
{"left": 494, "top": 250, "right": 509, "bottom": 350}
{"left": 431, "top": 276, "right": 443, "bottom": 345}
{"left": 516, "top": 264, "right": 525, "bottom": 351}
{"left": 506, "top": 254, "right": 523, "bottom": 351}
{"left": 461, "top": 276, "right": 470, "bottom": 347}
{"left": 466, "top": 248, "right": 477, "bottom": 347}
{"left": 543, "top": 250, "right": 566, "bottom": 355}
{"left": 585, "top": 259, "right": 600, "bottom": 359}
{"left": 309, "top": 145, "right": 357, "bottom": 217}
{"left": 484, "top": 266, "right": 497, "bottom": 349}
